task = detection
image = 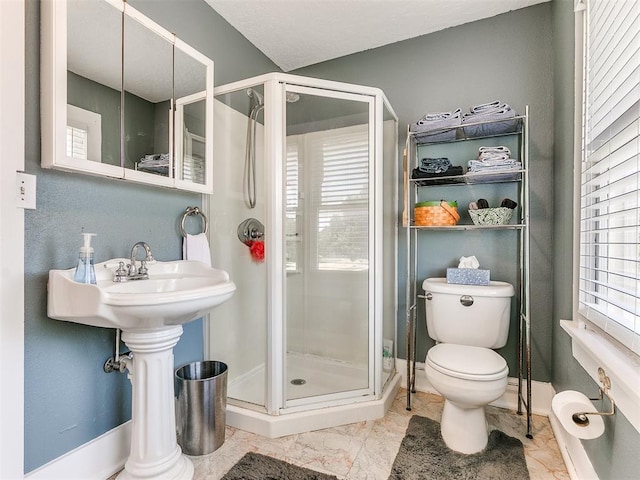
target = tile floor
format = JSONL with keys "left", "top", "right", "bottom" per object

{"left": 185, "top": 389, "right": 570, "bottom": 480}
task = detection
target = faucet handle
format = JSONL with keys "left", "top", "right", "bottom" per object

{"left": 113, "top": 261, "right": 128, "bottom": 282}
{"left": 138, "top": 261, "right": 148, "bottom": 276}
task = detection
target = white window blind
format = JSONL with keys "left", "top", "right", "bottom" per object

{"left": 579, "top": 0, "right": 640, "bottom": 353}
{"left": 285, "top": 141, "right": 300, "bottom": 271}
{"left": 66, "top": 125, "right": 88, "bottom": 159}
{"left": 182, "top": 130, "right": 205, "bottom": 184}
{"left": 66, "top": 104, "right": 102, "bottom": 162}
{"left": 309, "top": 127, "right": 369, "bottom": 271}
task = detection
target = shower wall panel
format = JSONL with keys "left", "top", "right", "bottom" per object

{"left": 209, "top": 99, "right": 267, "bottom": 406}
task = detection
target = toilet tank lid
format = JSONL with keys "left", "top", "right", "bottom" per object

{"left": 422, "top": 277, "right": 515, "bottom": 297}
{"left": 428, "top": 344, "right": 508, "bottom": 377}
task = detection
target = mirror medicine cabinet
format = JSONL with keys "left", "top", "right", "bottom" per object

{"left": 41, "top": 0, "right": 214, "bottom": 193}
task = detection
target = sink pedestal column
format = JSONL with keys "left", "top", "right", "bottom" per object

{"left": 117, "top": 326, "right": 194, "bottom": 480}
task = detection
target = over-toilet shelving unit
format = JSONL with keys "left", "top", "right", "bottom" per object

{"left": 403, "top": 106, "right": 532, "bottom": 438}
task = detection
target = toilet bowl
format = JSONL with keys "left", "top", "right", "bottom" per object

{"left": 425, "top": 343, "right": 509, "bottom": 454}
{"left": 421, "top": 277, "right": 514, "bottom": 454}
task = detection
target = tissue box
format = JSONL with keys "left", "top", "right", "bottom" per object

{"left": 446, "top": 268, "right": 490, "bottom": 285}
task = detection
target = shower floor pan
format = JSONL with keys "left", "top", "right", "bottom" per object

{"left": 225, "top": 353, "right": 401, "bottom": 438}
{"left": 228, "top": 352, "right": 368, "bottom": 404}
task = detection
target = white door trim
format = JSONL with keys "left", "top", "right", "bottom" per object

{"left": 0, "top": 0, "right": 26, "bottom": 477}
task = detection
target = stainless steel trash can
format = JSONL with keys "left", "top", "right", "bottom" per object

{"left": 175, "top": 360, "right": 228, "bottom": 456}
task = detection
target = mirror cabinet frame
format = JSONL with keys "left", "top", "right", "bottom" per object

{"left": 41, "top": 0, "right": 214, "bottom": 194}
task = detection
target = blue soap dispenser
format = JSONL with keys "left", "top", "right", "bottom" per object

{"left": 73, "top": 233, "right": 97, "bottom": 284}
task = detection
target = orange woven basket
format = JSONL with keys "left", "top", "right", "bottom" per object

{"left": 414, "top": 200, "right": 460, "bottom": 226}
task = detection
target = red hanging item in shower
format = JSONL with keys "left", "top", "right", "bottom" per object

{"left": 248, "top": 240, "right": 265, "bottom": 262}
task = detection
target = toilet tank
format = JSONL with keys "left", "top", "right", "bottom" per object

{"left": 422, "top": 277, "right": 515, "bottom": 348}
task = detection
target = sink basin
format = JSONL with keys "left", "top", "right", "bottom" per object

{"left": 48, "top": 258, "right": 236, "bottom": 330}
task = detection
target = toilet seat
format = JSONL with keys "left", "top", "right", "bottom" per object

{"left": 426, "top": 343, "right": 508, "bottom": 381}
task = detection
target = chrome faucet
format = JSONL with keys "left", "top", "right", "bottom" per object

{"left": 113, "top": 242, "right": 154, "bottom": 282}
{"left": 129, "top": 241, "right": 154, "bottom": 278}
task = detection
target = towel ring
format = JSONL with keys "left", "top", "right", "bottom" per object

{"left": 180, "top": 206, "right": 208, "bottom": 237}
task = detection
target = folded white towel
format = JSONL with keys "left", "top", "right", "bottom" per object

{"left": 182, "top": 233, "right": 211, "bottom": 266}
{"left": 478, "top": 152, "right": 511, "bottom": 162}
{"left": 479, "top": 146, "right": 511, "bottom": 155}
{"left": 468, "top": 159, "right": 521, "bottom": 172}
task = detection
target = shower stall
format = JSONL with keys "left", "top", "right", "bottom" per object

{"left": 207, "top": 73, "right": 399, "bottom": 436}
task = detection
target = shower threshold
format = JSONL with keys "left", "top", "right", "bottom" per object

{"left": 226, "top": 371, "right": 401, "bottom": 438}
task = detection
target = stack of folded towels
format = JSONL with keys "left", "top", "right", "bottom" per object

{"left": 138, "top": 153, "right": 170, "bottom": 174}
{"left": 412, "top": 157, "right": 464, "bottom": 180}
{"left": 410, "top": 108, "right": 462, "bottom": 142}
{"left": 462, "top": 101, "right": 517, "bottom": 137}
{"left": 467, "top": 146, "right": 521, "bottom": 173}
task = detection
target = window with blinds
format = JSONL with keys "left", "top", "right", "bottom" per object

{"left": 285, "top": 141, "right": 300, "bottom": 271}
{"left": 579, "top": 0, "right": 640, "bottom": 353}
{"left": 309, "top": 126, "right": 369, "bottom": 271}
{"left": 66, "top": 125, "right": 88, "bottom": 159}
{"left": 66, "top": 104, "right": 101, "bottom": 162}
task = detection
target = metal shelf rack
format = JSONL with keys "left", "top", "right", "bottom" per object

{"left": 403, "top": 106, "right": 532, "bottom": 438}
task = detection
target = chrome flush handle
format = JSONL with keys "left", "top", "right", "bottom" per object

{"left": 460, "top": 295, "right": 474, "bottom": 307}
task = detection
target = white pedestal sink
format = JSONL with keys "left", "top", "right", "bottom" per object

{"left": 48, "top": 259, "right": 236, "bottom": 480}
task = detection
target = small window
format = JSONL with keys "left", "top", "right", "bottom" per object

{"left": 286, "top": 125, "right": 370, "bottom": 272}
{"left": 310, "top": 126, "right": 369, "bottom": 271}
{"left": 66, "top": 104, "right": 102, "bottom": 162}
{"left": 66, "top": 125, "right": 88, "bottom": 159}
{"left": 285, "top": 141, "right": 300, "bottom": 272}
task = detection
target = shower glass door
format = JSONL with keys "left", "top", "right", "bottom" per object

{"left": 283, "top": 85, "right": 374, "bottom": 405}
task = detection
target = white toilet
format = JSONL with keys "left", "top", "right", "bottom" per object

{"left": 422, "top": 277, "right": 515, "bottom": 454}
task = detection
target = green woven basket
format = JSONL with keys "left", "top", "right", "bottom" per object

{"left": 468, "top": 207, "right": 513, "bottom": 225}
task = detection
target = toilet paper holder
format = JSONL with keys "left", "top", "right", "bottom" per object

{"left": 572, "top": 367, "right": 616, "bottom": 427}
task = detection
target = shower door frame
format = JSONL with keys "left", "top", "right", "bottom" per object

{"left": 208, "top": 73, "right": 395, "bottom": 417}
{"left": 275, "top": 82, "right": 377, "bottom": 411}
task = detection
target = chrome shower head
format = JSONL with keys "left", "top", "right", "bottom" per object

{"left": 247, "top": 88, "right": 300, "bottom": 105}
{"left": 247, "top": 88, "right": 264, "bottom": 106}
{"left": 286, "top": 92, "right": 300, "bottom": 103}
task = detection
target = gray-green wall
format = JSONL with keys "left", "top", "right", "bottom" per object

{"left": 25, "top": 0, "right": 639, "bottom": 477}
{"left": 296, "top": 4, "right": 555, "bottom": 382}
{"left": 24, "top": 0, "right": 278, "bottom": 472}
{"left": 299, "top": 2, "right": 639, "bottom": 477}
{"left": 550, "top": 0, "right": 639, "bottom": 478}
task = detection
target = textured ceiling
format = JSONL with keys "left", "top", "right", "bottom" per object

{"left": 204, "top": 0, "right": 549, "bottom": 71}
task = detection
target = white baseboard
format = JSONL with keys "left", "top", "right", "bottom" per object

{"left": 396, "top": 358, "right": 554, "bottom": 415}
{"left": 25, "top": 421, "right": 130, "bottom": 480}
{"left": 548, "top": 392, "right": 599, "bottom": 480}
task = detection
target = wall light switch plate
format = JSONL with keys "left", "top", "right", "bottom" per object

{"left": 16, "top": 172, "right": 36, "bottom": 209}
